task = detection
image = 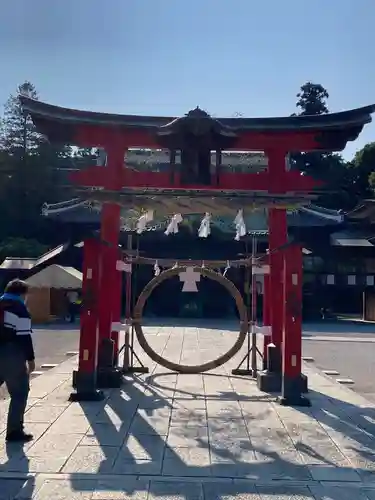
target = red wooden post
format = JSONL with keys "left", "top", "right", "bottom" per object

{"left": 110, "top": 248, "right": 123, "bottom": 364}
{"left": 257, "top": 148, "right": 288, "bottom": 392}
{"left": 279, "top": 244, "right": 310, "bottom": 406}
{"left": 267, "top": 148, "right": 288, "bottom": 353}
{"left": 268, "top": 208, "right": 288, "bottom": 349}
{"left": 96, "top": 141, "right": 125, "bottom": 387}
{"left": 262, "top": 258, "right": 271, "bottom": 370}
{"left": 98, "top": 207, "right": 121, "bottom": 328}
{"left": 70, "top": 238, "right": 104, "bottom": 401}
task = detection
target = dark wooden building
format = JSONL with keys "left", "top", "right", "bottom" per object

{"left": 39, "top": 199, "right": 370, "bottom": 319}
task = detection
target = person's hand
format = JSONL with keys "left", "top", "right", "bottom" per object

{"left": 27, "top": 360, "right": 36, "bottom": 374}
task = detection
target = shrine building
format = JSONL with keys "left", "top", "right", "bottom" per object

{"left": 38, "top": 148, "right": 374, "bottom": 320}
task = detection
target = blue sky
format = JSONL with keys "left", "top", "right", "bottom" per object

{"left": 1, "top": 0, "right": 374, "bottom": 160}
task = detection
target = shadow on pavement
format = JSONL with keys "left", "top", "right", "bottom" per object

{"left": 0, "top": 442, "right": 35, "bottom": 499}
{"left": 66, "top": 371, "right": 375, "bottom": 499}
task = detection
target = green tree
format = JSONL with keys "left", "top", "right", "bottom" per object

{"left": 290, "top": 82, "right": 354, "bottom": 209}
{"left": 0, "top": 82, "right": 69, "bottom": 247}
{"left": 2, "top": 81, "right": 42, "bottom": 155}
{"left": 0, "top": 237, "right": 49, "bottom": 262}
{"left": 295, "top": 82, "right": 329, "bottom": 116}
{"left": 349, "top": 142, "right": 375, "bottom": 201}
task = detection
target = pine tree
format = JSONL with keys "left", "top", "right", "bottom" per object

{"left": 295, "top": 82, "right": 329, "bottom": 116}
{"left": 2, "top": 81, "right": 42, "bottom": 155}
{"left": 290, "top": 82, "right": 352, "bottom": 209}
{"left": 0, "top": 81, "right": 68, "bottom": 246}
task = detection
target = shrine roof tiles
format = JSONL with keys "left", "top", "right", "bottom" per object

{"left": 20, "top": 96, "right": 375, "bottom": 137}
{"left": 347, "top": 199, "right": 375, "bottom": 221}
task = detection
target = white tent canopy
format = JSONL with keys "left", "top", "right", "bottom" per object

{"left": 26, "top": 265, "right": 82, "bottom": 289}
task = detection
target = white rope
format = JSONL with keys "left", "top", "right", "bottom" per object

{"left": 41, "top": 199, "right": 87, "bottom": 216}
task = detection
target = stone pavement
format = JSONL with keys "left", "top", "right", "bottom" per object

{"left": 1, "top": 324, "right": 375, "bottom": 498}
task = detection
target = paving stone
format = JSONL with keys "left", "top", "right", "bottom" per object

{"left": 93, "top": 477, "right": 149, "bottom": 500}
{"left": 81, "top": 423, "right": 128, "bottom": 447}
{"left": 121, "top": 434, "right": 166, "bottom": 462}
{"left": 170, "top": 409, "right": 207, "bottom": 427}
{"left": 162, "top": 459, "right": 210, "bottom": 477}
{"left": 90, "top": 405, "right": 132, "bottom": 426}
{"left": 310, "top": 483, "right": 371, "bottom": 500}
{"left": 26, "top": 432, "right": 83, "bottom": 457}
{"left": 164, "top": 446, "right": 210, "bottom": 465}
{"left": 62, "top": 402, "right": 106, "bottom": 418}
{"left": 48, "top": 416, "right": 91, "bottom": 435}
{"left": 297, "top": 444, "right": 353, "bottom": 468}
{"left": 308, "top": 464, "right": 362, "bottom": 482}
{"left": 344, "top": 450, "right": 375, "bottom": 475}
{"left": 0, "top": 478, "right": 27, "bottom": 500}
{"left": 323, "top": 428, "right": 375, "bottom": 452}
{"left": 256, "top": 484, "right": 315, "bottom": 499}
{"left": 112, "top": 457, "right": 162, "bottom": 475}
{"left": 172, "top": 399, "right": 207, "bottom": 410}
{"left": 6, "top": 455, "right": 68, "bottom": 473}
{"left": 166, "top": 427, "right": 208, "bottom": 448}
{"left": 62, "top": 445, "right": 119, "bottom": 473}
{"left": 24, "top": 404, "right": 67, "bottom": 424}
{"left": 251, "top": 433, "right": 296, "bottom": 452}
{"left": 32, "top": 478, "right": 97, "bottom": 499}
{"left": 25, "top": 398, "right": 43, "bottom": 409}
{"left": 14, "top": 475, "right": 46, "bottom": 499}
{"left": 1, "top": 323, "right": 375, "bottom": 489}
{"left": 129, "top": 415, "right": 170, "bottom": 436}
{"left": 204, "top": 481, "right": 260, "bottom": 499}
{"left": 149, "top": 480, "right": 203, "bottom": 500}
{"left": 242, "top": 460, "right": 312, "bottom": 481}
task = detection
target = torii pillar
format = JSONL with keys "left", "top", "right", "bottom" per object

{"left": 262, "top": 255, "right": 271, "bottom": 370}
{"left": 279, "top": 243, "right": 310, "bottom": 406}
{"left": 257, "top": 148, "right": 288, "bottom": 392}
{"left": 70, "top": 238, "right": 104, "bottom": 401}
{"left": 96, "top": 141, "right": 126, "bottom": 388}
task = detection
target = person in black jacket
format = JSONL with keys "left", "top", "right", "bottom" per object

{"left": 0, "top": 279, "right": 35, "bottom": 442}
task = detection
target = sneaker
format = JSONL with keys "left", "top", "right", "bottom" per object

{"left": 6, "top": 431, "right": 33, "bottom": 443}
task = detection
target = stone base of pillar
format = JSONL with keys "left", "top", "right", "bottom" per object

{"left": 278, "top": 374, "right": 311, "bottom": 407}
{"left": 300, "top": 373, "right": 308, "bottom": 393}
{"left": 257, "top": 370, "right": 282, "bottom": 393}
{"left": 69, "top": 371, "right": 104, "bottom": 402}
{"left": 96, "top": 368, "right": 123, "bottom": 389}
{"left": 96, "top": 338, "right": 123, "bottom": 388}
{"left": 257, "top": 342, "right": 282, "bottom": 392}
{"left": 267, "top": 343, "right": 282, "bottom": 372}
{"left": 257, "top": 371, "right": 308, "bottom": 394}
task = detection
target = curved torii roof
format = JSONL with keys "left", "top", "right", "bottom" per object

{"left": 20, "top": 96, "right": 375, "bottom": 152}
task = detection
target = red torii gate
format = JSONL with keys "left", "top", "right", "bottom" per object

{"left": 21, "top": 97, "right": 375, "bottom": 405}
